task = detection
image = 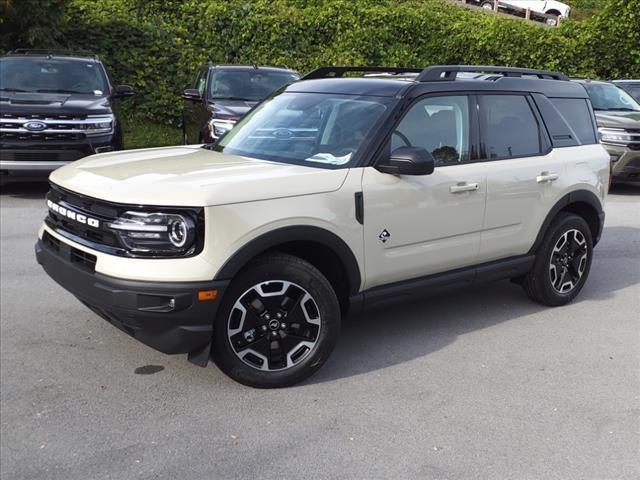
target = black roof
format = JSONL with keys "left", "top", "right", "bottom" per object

{"left": 287, "top": 65, "right": 588, "bottom": 99}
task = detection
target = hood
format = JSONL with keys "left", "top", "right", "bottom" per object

{"left": 0, "top": 91, "right": 112, "bottom": 117}
{"left": 49, "top": 146, "right": 349, "bottom": 207}
{"left": 595, "top": 111, "right": 640, "bottom": 129}
{"left": 209, "top": 99, "right": 258, "bottom": 120}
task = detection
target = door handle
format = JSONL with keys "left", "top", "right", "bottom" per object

{"left": 536, "top": 172, "right": 559, "bottom": 183}
{"left": 450, "top": 182, "right": 479, "bottom": 194}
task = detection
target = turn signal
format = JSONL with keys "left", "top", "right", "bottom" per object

{"left": 198, "top": 290, "right": 218, "bottom": 301}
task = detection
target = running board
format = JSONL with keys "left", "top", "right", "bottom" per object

{"left": 350, "top": 254, "right": 535, "bottom": 311}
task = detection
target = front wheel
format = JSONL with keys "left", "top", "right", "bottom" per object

{"left": 212, "top": 254, "right": 341, "bottom": 388}
{"left": 523, "top": 213, "right": 593, "bottom": 306}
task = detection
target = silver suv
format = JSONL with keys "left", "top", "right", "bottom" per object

{"left": 36, "top": 65, "right": 609, "bottom": 388}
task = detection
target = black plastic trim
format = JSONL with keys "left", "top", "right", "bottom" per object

{"left": 352, "top": 255, "right": 535, "bottom": 311}
{"left": 215, "top": 226, "right": 362, "bottom": 295}
{"left": 529, "top": 190, "right": 605, "bottom": 253}
{"left": 354, "top": 192, "right": 364, "bottom": 224}
{"left": 36, "top": 239, "right": 228, "bottom": 356}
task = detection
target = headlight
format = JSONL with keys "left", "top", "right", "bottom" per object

{"left": 208, "top": 118, "right": 236, "bottom": 138}
{"left": 107, "top": 211, "right": 197, "bottom": 255}
{"left": 85, "top": 115, "right": 114, "bottom": 136}
{"left": 599, "top": 127, "right": 634, "bottom": 144}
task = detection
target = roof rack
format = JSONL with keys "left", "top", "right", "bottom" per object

{"left": 6, "top": 49, "right": 99, "bottom": 60}
{"left": 303, "top": 66, "right": 423, "bottom": 80}
{"left": 417, "top": 65, "right": 569, "bottom": 82}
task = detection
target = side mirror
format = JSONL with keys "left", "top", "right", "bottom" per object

{"left": 114, "top": 85, "right": 134, "bottom": 98}
{"left": 376, "top": 146, "right": 435, "bottom": 176}
{"left": 183, "top": 88, "right": 202, "bottom": 101}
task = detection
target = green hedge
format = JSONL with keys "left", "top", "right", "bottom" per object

{"left": 4, "top": 0, "right": 639, "bottom": 124}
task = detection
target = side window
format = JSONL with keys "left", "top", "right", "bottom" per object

{"left": 479, "top": 95, "right": 542, "bottom": 159}
{"left": 193, "top": 69, "right": 206, "bottom": 96}
{"left": 391, "top": 96, "right": 470, "bottom": 166}
{"left": 552, "top": 98, "right": 597, "bottom": 145}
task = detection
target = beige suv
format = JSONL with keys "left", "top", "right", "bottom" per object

{"left": 36, "top": 66, "right": 609, "bottom": 388}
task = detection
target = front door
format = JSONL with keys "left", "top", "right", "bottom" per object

{"left": 362, "top": 95, "right": 487, "bottom": 289}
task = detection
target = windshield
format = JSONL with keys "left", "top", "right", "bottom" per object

{"left": 0, "top": 58, "right": 108, "bottom": 95}
{"left": 584, "top": 83, "right": 640, "bottom": 112}
{"left": 209, "top": 70, "right": 299, "bottom": 102}
{"left": 214, "top": 92, "right": 391, "bottom": 168}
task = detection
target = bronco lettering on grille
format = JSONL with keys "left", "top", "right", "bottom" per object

{"left": 47, "top": 200, "right": 100, "bottom": 228}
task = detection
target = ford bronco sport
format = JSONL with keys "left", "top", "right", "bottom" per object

{"left": 36, "top": 65, "right": 609, "bottom": 388}
{"left": 0, "top": 50, "right": 133, "bottom": 183}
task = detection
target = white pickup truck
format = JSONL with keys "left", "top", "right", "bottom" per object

{"left": 471, "top": 0, "right": 572, "bottom": 24}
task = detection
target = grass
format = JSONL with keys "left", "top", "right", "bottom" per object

{"left": 121, "top": 118, "right": 183, "bottom": 150}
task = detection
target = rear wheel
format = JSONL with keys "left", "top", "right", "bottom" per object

{"left": 481, "top": 1, "right": 494, "bottom": 10}
{"left": 213, "top": 254, "right": 341, "bottom": 388}
{"left": 523, "top": 213, "right": 593, "bottom": 306}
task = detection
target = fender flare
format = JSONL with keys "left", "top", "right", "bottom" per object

{"left": 214, "top": 225, "right": 362, "bottom": 295}
{"left": 529, "top": 190, "right": 605, "bottom": 254}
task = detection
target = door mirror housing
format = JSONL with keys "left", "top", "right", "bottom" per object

{"left": 376, "top": 146, "right": 435, "bottom": 176}
{"left": 183, "top": 88, "right": 202, "bottom": 101}
{"left": 114, "top": 85, "right": 134, "bottom": 98}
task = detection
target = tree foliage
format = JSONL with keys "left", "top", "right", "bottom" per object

{"left": 2, "top": 0, "right": 638, "bottom": 124}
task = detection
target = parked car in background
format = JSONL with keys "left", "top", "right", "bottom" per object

{"left": 468, "top": 0, "right": 571, "bottom": 25}
{"left": 182, "top": 65, "right": 299, "bottom": 144}
{"left": 612, "top": 80, "right": 640, "bottom": 103}
{"left": 0, "top": 50, "right": 133, "bottom": 183}
{"left": 574, "top": 79, "right": 640, "bottom": 186}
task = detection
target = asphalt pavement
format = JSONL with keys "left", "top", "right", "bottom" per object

{"left": 1, "top": 182, "right": 639, "bottom": 480}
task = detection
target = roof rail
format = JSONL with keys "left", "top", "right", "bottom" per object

{"left": 303, "top": 66, "right": 423, "bottom": 80}
{"left": 6, "top": 49, "right": 99, "bottom": 60}
{"left": 417, "top": 65, "right": 569, "bottom": 82}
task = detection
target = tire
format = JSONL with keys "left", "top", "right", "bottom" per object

{"left": 523, "top": 213, "right": 593, "bottom": 306}
{"left": 481, "top": 1, "right": 494, "bottom": 10}
{"left": 212, "top": 254, "right": 341, "bottom": 388}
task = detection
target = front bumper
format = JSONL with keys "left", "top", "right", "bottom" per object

{"left": 35, "top": 238, "right": 229, "bottom": 357}
{"left": 603, "top": 143, "right": 640, "bottom": 182}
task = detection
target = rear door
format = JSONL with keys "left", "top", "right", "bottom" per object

{"left": 477, "top": 93, "right": 568, "bottom": 262}
{"left": 362, "top": 94, "right": 487, "bottom": 289}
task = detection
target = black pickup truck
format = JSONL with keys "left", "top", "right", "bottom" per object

{"left": 0, "top": 50, "right": 133, "bottom": 183}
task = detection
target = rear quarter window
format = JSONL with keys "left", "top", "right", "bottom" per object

{"left": 551, "top": 98, "right": 597, "bottom": 145}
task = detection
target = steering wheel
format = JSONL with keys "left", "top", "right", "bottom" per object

{"left": 70, "top": 82, "right": 88, "bottom": 90}
{"left": 392, "top": 130, "right": 412, "bottom": 148}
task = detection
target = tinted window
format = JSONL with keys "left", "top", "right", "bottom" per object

{"left": 479, "top": 95, "right": 541, "bottom": 159}
{"left": 391, "top": 96, "right": 470, "bottom": 166}
{"left": 552, "top": 98, "right": 596, "bottom": 145}
{"left": 208, "top": 70, "right": 300, "bottom": 102}
{"left": 0, "top": 58, "right": 107, "bottom": 94}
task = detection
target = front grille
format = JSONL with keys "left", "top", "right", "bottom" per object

{"left": 1, "top": 131, "right": 84, "bottom": 141}
{"left": 0, "top": 113, "right": 111, "bottom": 142}
{"left": 0, "top": 150, "right": 85, "bottom": 162}
{"left": 42, "top": 231, "right": 97, "bottom": 272}
{"left": 45, "top": 185, "right": 121, "bottom": 251}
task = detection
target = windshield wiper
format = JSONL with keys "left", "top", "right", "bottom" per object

{"left": 35, "top": 89, "right": 86, "bottom": 94}
{"left": 595, "top": 107, "right": 640, "bottom": 112}
{"left": 210, "top": 96, "right": 253, "bottom": 101}
{"left": 0, "top": 87, "right": 29, "bottom": 92}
